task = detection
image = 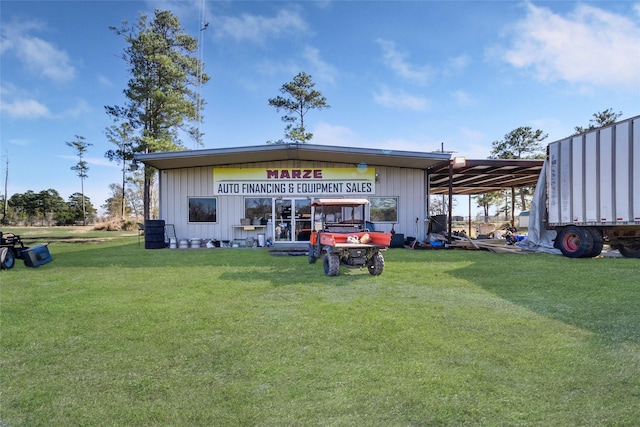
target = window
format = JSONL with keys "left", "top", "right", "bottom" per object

{"left": 245, "top": 197, "right": 272, "bottom": 223}
{"left": 189, "top": 197, "right": 217, "bottom": 222}
{"left": 369, "top": 197, "right": 398, "bottom": 222}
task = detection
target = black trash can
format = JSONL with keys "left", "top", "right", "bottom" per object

{"left": 144, "top": 219, "right": 166, "bottom": 249}
{"left": 390, "top": 233, "right": 405, "bottom": 248}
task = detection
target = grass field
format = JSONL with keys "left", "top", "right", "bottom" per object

{"left": 1, "top": 229, "right": 639, "bottom": 426}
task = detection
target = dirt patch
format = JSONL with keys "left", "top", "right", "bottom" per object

{"left": 57, "top": 238, "right": 116, "bottom": 244}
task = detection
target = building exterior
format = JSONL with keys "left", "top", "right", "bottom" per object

{"left": 135, "top": 143, "right": 450, "bottom": 246}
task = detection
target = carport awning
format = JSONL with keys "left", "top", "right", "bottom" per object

{"left": 427, "top": 159, "right": 544, "bottom": 195}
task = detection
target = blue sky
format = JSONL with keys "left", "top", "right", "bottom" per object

{"left": 1, "top": 0, "right": 639, "bottom": 216}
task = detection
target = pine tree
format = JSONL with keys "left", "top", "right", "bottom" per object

{"left": 107, "top": 10, "right": 209, "bottom": 219}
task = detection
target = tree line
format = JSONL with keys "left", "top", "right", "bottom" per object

{"left": 1, "top": 178, "right": 145, "bottom": 226}
{"left": 1, "top": 190, "right": 96, "bottom": 226}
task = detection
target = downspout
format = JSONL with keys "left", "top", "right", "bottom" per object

{"left": 425, "top": 169, "right": 431, "bottom": 239}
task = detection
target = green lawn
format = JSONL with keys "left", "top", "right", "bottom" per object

{"left": 1, "top": 232, "right": 639, "bottom": 426}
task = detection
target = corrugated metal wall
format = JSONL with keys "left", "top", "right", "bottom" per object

{"left": 547, "top": 115, "right": 640, "bottom": 226}
{"left": 159, "top": 160, "right": 427, "bottom": 242}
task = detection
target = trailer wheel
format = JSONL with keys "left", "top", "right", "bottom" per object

{"left": 556, "top": 226, "right": 593, "bottom": 258}
{"left": 586, "top": 228, "right": 604, "bottom": 257}
{"left": 324, "top": 253, "right": 340, "bottom": 276}
{"left": 1, "top": 247, "right": 15, "bottom": 269}
{"left": 618, "top": 244, "right": 640, "bottom": 258}
{"left": 367, "top": 251, "right": 385, "bottom": 276}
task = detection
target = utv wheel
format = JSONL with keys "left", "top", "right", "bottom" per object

{"left": 324, "top": 253, "right": 340, "bottom": 276}
{"left": 367, "top": 251, "right": 385, "bottom": 275}
{"left": 555, "top": 226, "right": 593, "bottom": 258}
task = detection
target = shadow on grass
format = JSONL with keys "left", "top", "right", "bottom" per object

{"left": 40, "top": 239, "right": 381, "bottom": 287}
{"left": 35, "top": 239, "right": 263, "bottom": 269}
{"left": 448, "top": 253, "right": 640, "bottom": 346}
{"left": 218, "top": 262, "right": 379, "bottom": 287}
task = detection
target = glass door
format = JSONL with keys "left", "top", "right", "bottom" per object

{"left": 273, "top": 198, "right": 311, "bottom": 242}
{"left": 294, "top": 199, "right": 312, "bottom": 242}
{"left": 274, "top": 199, "right": 292, "bottom": 242}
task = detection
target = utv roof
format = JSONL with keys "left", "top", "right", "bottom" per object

{"left": 311, "top": 198, "right": 370, "bottom": 207}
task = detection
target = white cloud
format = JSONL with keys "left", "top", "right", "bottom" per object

{"left": 213, "top": 8, "right": 309, "bottom": 43}
{"left": 453, "top": 128, "right": 492, "bottom": 159}
{"left": 313, "top": 122, "right": 440, "bottom": 154}
{"left": 303, "top": 46, "right": 337, "bottom": 84}
{"left": 373, "top": 86, "right": 430, "bottom": 111}
{"left": 255, "top": 46, "right": 337, "bottom": 85}
{"left": 97, "top": 74, "right": 114, "bottom": 87}
{"left": 376, "top": 39, "right": 434, "bottom": 86}
{"left": 21, "top": 37, "right": 75, "bottom": 82}
{"left": 87, "top": 157, "right": 120, "bottom": 168}
{"left": 57, "top": 99, "right": 92, "bottom": 120}
{"left": 0, "top": 98, "right": 50, "bottom": 119}
{"left": 255, "top": 60, "right": 300, "bottom": 79}
{"left": 451, "top": 89, "right": 476, "bottom": 107}
{"left": 312, "top": 123, "right": 363, "bottom": 147}
{"left": 7, "top": 138, "right": 31, "bottom": 147}
{"left": 500, "top": 3, "right": 640, "bottom": 88}
{"left": 445, "top": 55, "right": 471, "bottom": 74}
{"left": 1, "top": 18, "right": 75, "bottom": 83}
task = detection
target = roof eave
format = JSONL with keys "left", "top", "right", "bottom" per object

{"left": 134, "top": 143, "right": 451, "bottom": 170}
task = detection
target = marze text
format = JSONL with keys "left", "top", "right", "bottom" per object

{"left": 266, "top": 169, "right": 322, "bottom": 179}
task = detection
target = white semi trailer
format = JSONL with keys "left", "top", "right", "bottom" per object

{"left": 547, "top": 115, "right": 640, "bottom": 258}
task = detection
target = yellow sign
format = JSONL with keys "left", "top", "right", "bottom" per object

{"left": 213, "top": 167, "right": 376, "bottom": 196}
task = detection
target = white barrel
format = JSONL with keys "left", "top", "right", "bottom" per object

{"left": 169, "top": 238, "right": 177, "bottom": 249}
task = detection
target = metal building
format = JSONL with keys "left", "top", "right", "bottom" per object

{"left": 135, "top": 143, "right": 450, "bottom": 246}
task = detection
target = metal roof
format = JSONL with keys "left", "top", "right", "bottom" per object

{"left": 134, "top": 144, "right": 544, "bottom": 196}
{"left": 427, "top": 158, "right": 544, "bottom": 195}
{"left": 134, "top": 143, "right": 451, "bottom": 170}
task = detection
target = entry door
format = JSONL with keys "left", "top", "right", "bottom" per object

{"left": 274, "top": 198, "right": 311, "bottom": 242}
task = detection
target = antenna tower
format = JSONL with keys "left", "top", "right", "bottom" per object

{"left": 196, "top": 0, "right": 207, "bottom": 149}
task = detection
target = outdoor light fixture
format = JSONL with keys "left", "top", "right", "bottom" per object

{"left": 129, "top": 160, "right": 139, "bottom": 172}
{"left": 452, "top": 156, "right": 466, "bottom": 168}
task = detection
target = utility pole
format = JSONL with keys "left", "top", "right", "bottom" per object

{"left": 196, "top": 0, "right": 208, "bottom": 149}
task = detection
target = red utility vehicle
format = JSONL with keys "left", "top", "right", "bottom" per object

{"left": 308, "top": 199, "right": 391, "bottom": 276}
